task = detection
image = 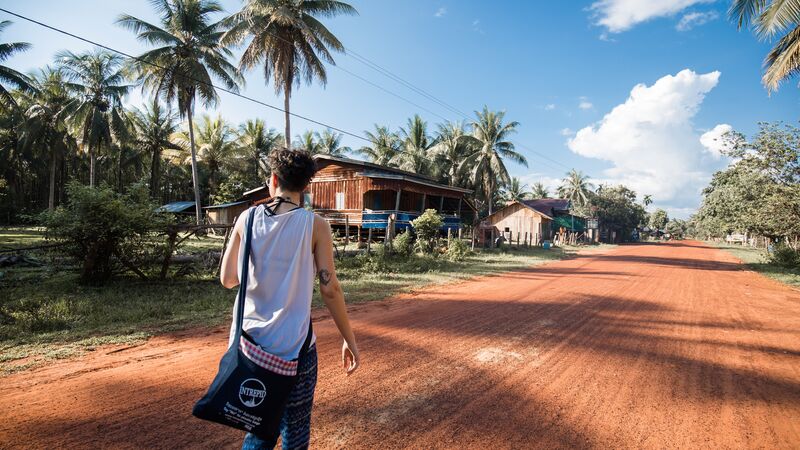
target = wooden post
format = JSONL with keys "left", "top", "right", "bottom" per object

{"left": 457, "top": 198, "right": 462, "bottom": 218}
{"left": 345, "top": 216, "right": 350, "bottom": 245}
{"left": 491, "top": 228, "right": 496, "bottom": 248}
{"left": 421, "top": 193, "right": 427, "bottom": 212}
{"left": 439, "top": 196, "right": 445, "bottom": 213}
{"left": 458, "top": 227, "right": 463, "bottom": 239}
{"left": 517, "top": 232, "right": 520, "bottom": 247}
{"left": 357, "top": 225, "right": 361, "bottom": 244}
{"left": 447, "top": 227, "right": 452, "bottom": 243}
{"left": 394, "top": 189, "right": 402, "bottom": 212}
{"left": 524, "top": 232, "right": 528, "bottom": 247}
{"left": 367, "top": 228, "right": 372, "bottom": 254}
{"left": 471, "top": 226, "right": 476, "bottom": 251}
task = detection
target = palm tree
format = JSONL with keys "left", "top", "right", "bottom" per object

{"left": 730, "top": 0, "right": 800, "bottom": 91}
{"left": 117, "top": 0, "right": 243, "bottom": 224}
{"left": 431, "top": 121, "right": 472, "bottom": 186}
{"left": 17, "top": 68, "right": 77, "bottom": 209}
{"left": 643, "top": 194, "right": 653, "bottom": 207}
{"left": 557, "top": 169, "right": 594, "bottom": 207}
{"left": 130, "top": 100, "right": 182, "bottom": 199}
{"left": 177, "top": 114, "right": 237, "bottom": 197}
{"left": 531, "top": 181, "right": 549, "bottom": 199}
{"left": 0, "top": 21, "right": 33, "bottom": 108}
{"left": 462, "top": 106, "right": 527, "bottom": 215}
{"left": 358, "top": 124, "right": 399, "bottom": 166}
{"left": 57, "top": 49, "right": 131, "bottom": 187}
{"left": 222, "top": 0, "right": 358, "bottom": 148}
{"left": 503, "top": 177, "right": 531, "bottom": 203}
{"left": 294, "top": 130, "right": 321, "bottom": 154}
{"left": 392, "top": 114, "right": 434, "bottom": 175}
{"left": 315, "top": 129, "right": 351, "bottom": 156}
{"left": 238, "top": 118, "right": 281, "bottom": 185}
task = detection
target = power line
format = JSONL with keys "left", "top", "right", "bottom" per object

{"left": 1, "top": 6, "right": 571, "bottom": 181}
{"left": 0, "top": 6, "right": 373, "bottom": 145}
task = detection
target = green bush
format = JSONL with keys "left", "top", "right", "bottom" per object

{"left": 41, "top": 182, "right": 173, "bottom": 285}
{"left": 411, "top": 209, "right": 443, "bottom": 254}
{"left": 446, "top": 238, "right": 471, "bottom": 262}
{"left": 768, "top": 243, "right": 800, "bottom": 269}
{"left": 393, "top": 229, "right": 414, "bottom": 256}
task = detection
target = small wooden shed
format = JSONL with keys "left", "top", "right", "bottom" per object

{"left": 478, "top": 200, "right": 554, "bottom": 246}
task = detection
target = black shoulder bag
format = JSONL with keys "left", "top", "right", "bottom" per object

{"left": 192, "top": 206, "right": 313, "bottom": 438}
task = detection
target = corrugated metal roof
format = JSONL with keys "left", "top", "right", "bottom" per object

{"left": 203, "top": 200, "right": 247, "bottom": 210}
{"left": 157, "top": 201, "right": 196, "bottom": 213}
{"left": 522, "top": 199, "right": 571, "bottom": 217}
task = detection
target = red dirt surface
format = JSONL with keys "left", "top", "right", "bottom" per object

{"left": 1, "top": 241, "right": 799, "bottom": 449}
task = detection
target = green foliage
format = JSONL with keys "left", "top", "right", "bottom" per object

{"left": 40, "top": 181, "right": 173, "bottom": 285}
{"left": 649, "top": 209, "right": 669, "bottom": 230}
{"left": 446, "top": 238, "right": 471, "bottom": 261}
{"left": 393, "top": 229, "right": 414, "bottom": 257}
{"left": 665, "top": 218, "right": 687, "bottom": 239}
{"left": 588, "top": 185, "right": 647, "bottom": 241}
{"left": 694, "top": 123, "right": 800, "bottom": 243}
{"left": 411, "top": 209, "right": 443, "bottom": 254}
{"left": 768, "top": 243, "right": 800, "bottom": 269}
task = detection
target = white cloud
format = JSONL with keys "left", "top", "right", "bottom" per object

{"left": 544, "top": 103, "right": 556, "bottom": 111}
{"left": 676, "top": 11, "right": 719, "bottom": 31}
{"left": 590, "top": 0, "right": 714, "bottom": 33}
{"left": 567, "top": 69, "right": 728, "bottom": 215}
{"left": 434, "top": 7, "right": 447, "bottom": 18}
{"left": 560, "top": 128, "right": 574, "bottom": 136}
{"left": 699, "top": 124, "right": 733, "bottom": 158}
{"left": 518, "top": 173, "right": 563, "bottom": 194}
{"left": 471, "top": 19, "right": 485, "bottom": 34}
{"left": 579, "top": 97, "right": 593, "bottom": 110}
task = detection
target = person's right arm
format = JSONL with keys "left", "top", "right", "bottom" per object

{"left": 312, "top": 215, "right": 359, "bottom": 375}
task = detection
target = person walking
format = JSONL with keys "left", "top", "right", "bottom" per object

{"left": 219, "top": 148, "right": 360, "bottom": 449}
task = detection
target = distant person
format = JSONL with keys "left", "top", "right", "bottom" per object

{"left": 220, "top": 148, "right": 360, "bottom": 449}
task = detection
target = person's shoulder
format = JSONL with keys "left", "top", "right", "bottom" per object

{"left": 311, "top": 212, "right": 330, "bottom": 230}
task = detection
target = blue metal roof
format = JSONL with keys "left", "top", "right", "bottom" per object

{"left": 157, "top": 201, "right": 196, "bottom": 213}
{"left": 203, "top": 200, "right": 247, "bottom": 210}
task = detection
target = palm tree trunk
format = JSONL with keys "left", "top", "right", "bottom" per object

{"left": 187, "top": 103, "right": 202, "bottom": 225}
{"left": 284, "top": 79, "right": 291, "bottom": 149}
{"left": 48, "top": 150, "right": 56, "bottom": 210}
{"left": 150, "top": 147, "right": 161, "bottom": 199}
{"left": 89, "top": 143, "right": 95, "bottom": 188}
{"left": 488, "top": 179, "right": 494, "bottom": 215}
{"left": 117, "top": 148, "right": 123, "bottom": 193}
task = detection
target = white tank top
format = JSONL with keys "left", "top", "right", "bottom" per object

{"left": 228, "top": 204, "right": 316, "bottom": 359}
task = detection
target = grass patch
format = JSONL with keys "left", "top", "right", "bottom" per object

{"left": 0, "top": 227, "right": 47, "bottom": 250}
{"left": 712, "top": 242, "right": 800, "bottom": 288}
{"left": 1, "top": 231, "right": 577, "bottom": 374}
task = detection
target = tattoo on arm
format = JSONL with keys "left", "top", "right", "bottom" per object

{"left": 318, "top": 269, "right": 332, "bottom": 286}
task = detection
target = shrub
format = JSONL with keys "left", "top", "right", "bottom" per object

{"left": 41, "top": 181, "right": 173, "bottom": 285}
{"left": 768, "top": 243, "right": 800, "bottom": 269}
{"left": 446, "top": 238, "right": 471, "bottom": 262}
{"left": 393, "top": 229, "right": 414, "bottom": 256}
{"left": 411, "top": 209, "right": 443, "bottom": 254}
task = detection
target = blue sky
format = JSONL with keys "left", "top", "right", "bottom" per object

{"left": 1, "top": 0, "right": 797, "bottom": 217}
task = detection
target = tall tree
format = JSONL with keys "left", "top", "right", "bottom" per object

{"left": 463, "top": 106, "right": 527, "bottom": 215}
{"left": 392, "top": 114, "right": 434, "bottom": 175}
{"left": 223, "top": 0, "right": 358, "bottom": 148}
{"left": 177, "top": 114, "right": 237, "bottom": 198}
{"left": 558, "top": 169, "right": 594, "bottom": 207}
{"left": 237, "top": 118, "right": 281, "bottom": 185}
{"left": 358, "top": 124, "right": 399, "bottom": 166}
{"left": 502, "top": 177, "right": 531, "bottom": 202}
{"left": 531, "top": 181, "right": 549, "bottom": 199}
{"left": 431, "top": 121, "right": 471, "bottom": 186}
{"left": 294, "top": 130, "right": 320, "bottom": 154}
{"left": 57, "top": 49, "right": 131, "bottom": 187}
{"left": 643, "top": 194, "right": 653, "bottom": 207}
{"left": 0, "top": 21, "right": 33, "bottom": 108}
{"left": 118, "top": 0, "right": 242, "bottom": 224}
{"left": 17, "top": 68, "right": 77, "bottom": 209}
{"left": 315, "top": 129, "right": 351, "bottom": 156}
{"left": 130, "top": 100, "right": 182, "bottom": 199}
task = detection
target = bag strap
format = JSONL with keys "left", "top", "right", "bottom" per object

{"left": 233, "top": 207, "right": 257, "bottom": 341}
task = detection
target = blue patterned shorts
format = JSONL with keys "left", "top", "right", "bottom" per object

{"left": 242, "top": 344, "right": 318, "bottom": 450}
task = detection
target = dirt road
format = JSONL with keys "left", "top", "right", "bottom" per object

{"left": 1, "top": 241, "right": 799, "bottom": 449}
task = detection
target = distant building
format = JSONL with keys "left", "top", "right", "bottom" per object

{"left": 478, "top": 199, "right": 586, "bottom": 246}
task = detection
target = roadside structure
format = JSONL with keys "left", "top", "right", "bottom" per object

{"left": 201, "top": 154, "right": 476, "bottom": 240}
{"left": 478, "top": 198, "right": 586, "bottom": 246}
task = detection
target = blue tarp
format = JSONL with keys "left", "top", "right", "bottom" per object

{"left": 157, "top": 201, "right": 195, "bottom": 213}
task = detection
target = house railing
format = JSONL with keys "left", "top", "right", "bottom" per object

{"left": 362, "top": 210, "right": 461, "bottom": 230}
